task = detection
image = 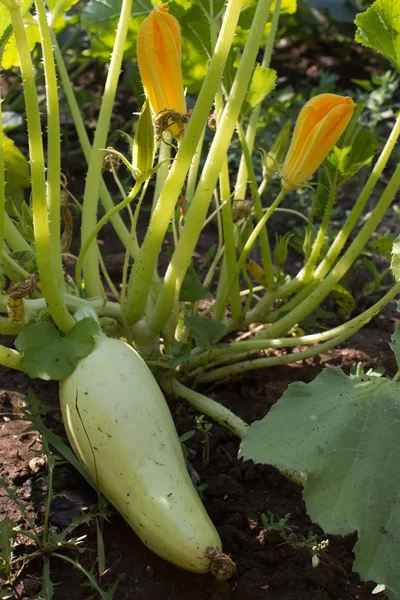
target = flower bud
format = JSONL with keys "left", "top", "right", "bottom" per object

{"left": 282, "top": 94, "right": 355, "bottom": 191}
{"left": 132, "top": 99, "right": 155, "bottom": 182}
{"left": 274, "top": 232, "right": 293, "bottom": 268}
{"left": 263, "top": 121, "right": 291, "bottom": 180}
{"left": 137, "top": 3, "right": 186, "bottom": 138}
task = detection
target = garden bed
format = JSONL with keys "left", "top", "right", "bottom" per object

{"left": 0, "top": 310, "right": 396, "bottom": 600}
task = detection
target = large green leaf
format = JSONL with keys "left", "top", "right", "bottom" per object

{"left": 82, "top": 0, "right": 152, "bottom": 24}
{"left": 355, "top": 0, "right": 400, "bottom": 72}
{"left": 240, "top": 368, "right": 400, "bottom": 599}
{"left": 15, "top": 318, "right": 100, "bottom": 380}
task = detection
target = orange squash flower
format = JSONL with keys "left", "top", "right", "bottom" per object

{"left": 137, "top": 3, "right": 186, "bottom": 137}
{"left": 282, "top": 94, "right": 355, "bottom": 191}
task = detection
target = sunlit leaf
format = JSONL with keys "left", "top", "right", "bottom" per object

{"left": 355, "top": 0, "right": 400, "bottom": 72}
{"left": 2, "top": 23, "right": 40, "bottom": 70}
{"left": 15, "top": 319, "right": 100, "bottom": 380}
{"left": 242, "top": 66, "right": 277, "bottom": 115}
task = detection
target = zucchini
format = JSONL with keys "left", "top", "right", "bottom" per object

{"left": 59, "top": 335, "right": 234, "bottom": 576}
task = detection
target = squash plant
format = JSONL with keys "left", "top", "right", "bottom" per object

{"left": 0, "top": 0, "right": 399, "bottom": 592}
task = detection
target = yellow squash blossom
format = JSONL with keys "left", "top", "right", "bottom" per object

{"left": 282, "top": 93, "right": 355, "bottom": 191}
{"left": 137, "top": 3, "right": 186, "bottom": 137}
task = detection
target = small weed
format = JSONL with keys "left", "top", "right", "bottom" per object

{"left": 0, "top": 391, "right": 117, "bottom": 600}
{"left": 261, "top": 511, "right": 329, "bottom": 567}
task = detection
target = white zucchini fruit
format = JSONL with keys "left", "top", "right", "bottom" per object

{"left": 59, "top": 335, "right": 234, "bottom": 577}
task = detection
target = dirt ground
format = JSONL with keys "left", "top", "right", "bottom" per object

{"left": 0, "top": 304, "right": 397, "bottom": 600}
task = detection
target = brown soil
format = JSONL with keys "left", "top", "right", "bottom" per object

{"left": 0, "top": 314, "right": 396, "bottom": 600}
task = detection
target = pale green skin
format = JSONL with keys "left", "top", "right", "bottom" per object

{"left": 59, "top": 336, "right": 222, "bottom": 572}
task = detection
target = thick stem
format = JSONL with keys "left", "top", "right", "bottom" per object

{"left": 246, "top": 96, "right": 400, "bottom": 326}
{"left": 161, "top": 376, "right": 249, "bottom": 439}
{"left": 217, "top": 188, "right": 286, "bottom": 326}
{"left": 148, "top": 0, "right": 274, "bottom": 336}
{"left": 9, "top": 6, "right": 75, "bottom": 332}
{"left": 152, "top": 139, "right": 171, "bottom": 213}
{"left": 80, "top": 0, "right": 133, "bottom": 297}
{"left": 76, "top": 182, "right": 141, "bottom": 294}
{"left": 125, "top": 0, "right": 245, "bottom": 326}
{"left": 0, "top": 344, "right": 22, "bottom": 370}
{"left": 53, "top": 38, "right": 142, "bottom": 264}
{"left": 302, "top": 185, "right": 337, "bottom": 280}
{"left": 186, "top": 128, "right": 205, "bottom": 203}
{"left": 315, "top": 111, "right": 400, "bottom": 281}
{"left": 214, "top": 92, "right": 242, "bottom": 321}
{"left": 197, "top": 280, "right": 400, "bottom": 383}
{"left": 0, "top": 316, "right": 22, "bottom": 335}
{"left": 263, "top": 162, "right": 400, "bottom": 339}
{"left": 36, "top": 0, "right": 64, "bottom": 290}
{"left": 3, "top": 213, "right": 32, "bottom": 252}
{"left": 237, "top": 120, "right": 274, "bottom": 288}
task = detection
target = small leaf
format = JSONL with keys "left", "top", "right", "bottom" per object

{"left": 0, "top": 516, "right": 15, "bottom": 574}
{"left": 325, "top": 128, "right": 378, "bottom": 187}
{"left": 331, "top": 284, "right": 356, "bottom": 315}
{"left": 370, "top": 236, "right": 394, "bottom": 261}
{"left": 2, "top": 23, "right": 41, "bottom": 70}
{"left": 15, "top": 319, "right": 100, "bottom": 380}
{"left": 180, "top": 267, "right": 213, "bottom": 302}
{"left": 242, "top": 66, "right": 277, "bottom": 115}
{"left": 390, "top": 323, "right": 400, "bottom": 368}
{"left": 185, "top": 316, "right": 227, "bottom": 347}
{"left": 355, "top": 0, "right": 400, "bottom": 72}
{"left": 390, "top": 235, "right": 400, "bottom": 281}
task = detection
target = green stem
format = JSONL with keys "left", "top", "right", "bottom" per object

{"left": 234, "top": 0, "right": 282, "bottom": 201}
{"left": 148, "top": 0, "right": 274, "bottom": 336}
{"left": 9, "top": 5, "right": 75, "bottom": 332}
{"left": 237, "top": 120, "right": 274, "bottom": 288}
{"left": 80, "top": 0, "right": 133, "bottom": 298}
{"left": 197, "top": 280, "right": 400, "bottom": 383}
{"left": 125, "top": 0, "right": 245, "bottom": 326}
{"left": 161, "top": 377, "right": 249, "bottom": 439}
{"left": 315, "top": 111, "right": 400, "bottom": 281}
{"left": 76, "top": 181, "right": 141, "bottom": 295}
{"left": 217, "top": 188, "right": 286, "bottom": 327}
{"left": 3, "top": 213, "right": 32, "bottom": 252}
{"left": 214, "top": 92, "right": 242, "bottom": 321}
{"left": 245, "top": 113, "right": 400, "bottom": 326}
{"left": 0, "top": 344, "right": 22, "bottom": 370}
{"left": 53, "top": 37, "right": 141, "bottom": 264}
{"left": 0, "top": 316, "right": 22, "bottom": 335}
{"left": 152, "top": 139, "right": 171, "bottom": 213}
{"left": 36, "top": 0, "right": 64, "bottom": 291}
{"left": 0, "top": 293, "right": 121, "bottom": 323}
{"left": 302, "top": 185, "right": 337, "bottom": 279}
{"left": 186, "top": 127, "right": 205, "bottom": 203}
{"left": 263, "top": 162, "right": 400, "bottom": 339}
